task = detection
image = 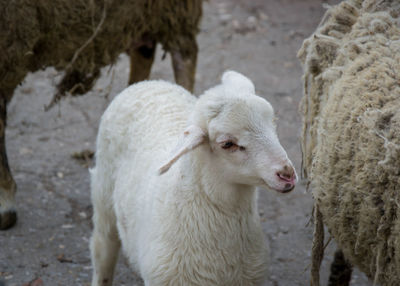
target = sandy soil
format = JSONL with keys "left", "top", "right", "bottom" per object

{"left": 0, "top": 0, "right": 373, "bottom": 285}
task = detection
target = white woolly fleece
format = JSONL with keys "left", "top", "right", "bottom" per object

{"left": 90, "top": 71, "right": 295, "bottom": 286}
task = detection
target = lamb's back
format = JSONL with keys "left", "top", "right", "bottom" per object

{"left": 97, "top": 80, "right": 196, "bottom": 168}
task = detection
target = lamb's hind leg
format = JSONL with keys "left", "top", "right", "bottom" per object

{"left": 0, "top": 95, "right": 17, "bottom": 230}
{"left": 90, "top": 214, "right": 120, "bottom": 286}
{"left": 170, "top": 35, "right": 198, "bottom": 92}
{"left": 90, "top": 172, "right": 120, "bottom": 286}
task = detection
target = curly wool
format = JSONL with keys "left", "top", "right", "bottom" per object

{"left": 298, "top": 0, "right": 400, "bottom": 284}
{"left": 0, "top": 0, "right": 202, "bottom": 102}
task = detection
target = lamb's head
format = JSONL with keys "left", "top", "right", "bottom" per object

{"left": 159, "top": 71, "right": 297, "bottom": 193}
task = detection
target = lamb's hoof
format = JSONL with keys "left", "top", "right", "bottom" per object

{"left": 0, "top": 210, "right": 17, "bottom": 230}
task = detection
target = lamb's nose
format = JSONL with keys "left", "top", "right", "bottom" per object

{"left": 276, "top": 165, "right": 296, "bottom": 184}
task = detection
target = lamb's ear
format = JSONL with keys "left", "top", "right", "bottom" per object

{"left": 158, "top": 125, "right": 206, "bottom": 175}
{"left": 221, "top": 70, "right": 255, "bottom": 94}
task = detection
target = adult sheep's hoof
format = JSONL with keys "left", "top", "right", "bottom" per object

{"left": 0, "top": 209, "right": 17, "bottom": 230}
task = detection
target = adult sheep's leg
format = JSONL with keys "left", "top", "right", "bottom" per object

{"left": 128, "top": 39, "right": 156, "bottom": 85}
{"left": 328, "top": 249, "right": 353, "bottom": 286}
{"left": 0, "top": 95, "right": 17, "bottom": 230}
{"left": 171, "top": 37, "right": 198, "bottom": 92}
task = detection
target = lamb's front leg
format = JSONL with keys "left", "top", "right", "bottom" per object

{"left": 0, "top": 95, "right": 17, "bottom": 230}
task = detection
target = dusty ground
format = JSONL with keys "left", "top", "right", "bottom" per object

{"left": 0, "top": 0, "right": 373, "bottom": 285}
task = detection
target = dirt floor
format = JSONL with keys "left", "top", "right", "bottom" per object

{"left": 0, "top": 0, "right": 373, "bottom": 285}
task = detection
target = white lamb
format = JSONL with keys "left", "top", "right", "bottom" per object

{"left": 90, "top": 71, "right": 297, "bottom": 286}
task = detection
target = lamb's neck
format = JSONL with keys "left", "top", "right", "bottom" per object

{"left": 178, "top": 147, "right": 257, "bottom": 214}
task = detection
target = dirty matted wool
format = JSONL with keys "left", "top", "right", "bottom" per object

{"left": 298, "top": 0, "right": 400, "bottom": 284}
{"left": 0, "top": 0, "right": 202, "bottom": 102}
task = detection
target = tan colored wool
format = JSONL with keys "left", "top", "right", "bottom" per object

{"left": 0, "top": 0, "right": 202, "bottom": 103}
{"left": 298, "top": 0, "right": 400, "bottom": 285}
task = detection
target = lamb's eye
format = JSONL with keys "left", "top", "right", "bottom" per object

{"left": 222, "top": 141, "right": 235, "bottom": 149}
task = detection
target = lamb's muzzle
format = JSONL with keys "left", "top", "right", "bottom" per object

{"left": 277, "top": 165, "right": 296, "bottom": 182}
{"left": 275, "top": 165, "right": 296, "bottom": 193}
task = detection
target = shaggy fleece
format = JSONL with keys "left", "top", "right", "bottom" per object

{"left": 0, "top": 0, "right": 202, "bottom": 102}
{"left": 298, "top": 0, "right": 400, "bottom": 284}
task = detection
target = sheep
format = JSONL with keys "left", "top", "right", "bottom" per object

{"left": 0, "top": 0, "right": 202, "bottom": 230}
{"left": 89, "top": 71, "right": 297, "bottom": 286}
{"left": 297, "top": 0, "right": 400, "bottom": 285}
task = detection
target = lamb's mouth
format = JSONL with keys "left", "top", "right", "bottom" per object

{"left": 274, "top": 185, "right": 295, "bottom": 193}
{"left": 261, "top": 180, "right": 295, "bottom": 194}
